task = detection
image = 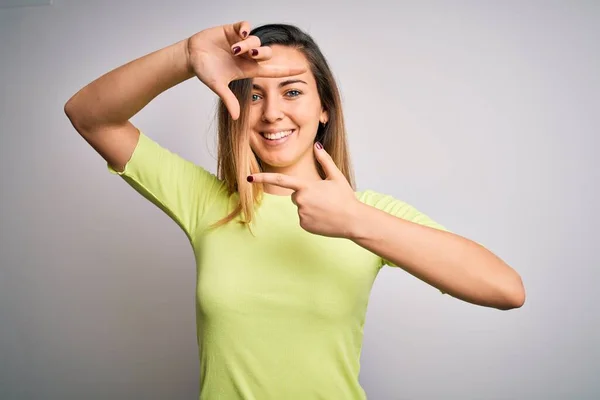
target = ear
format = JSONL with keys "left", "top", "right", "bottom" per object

{"left": 320, "top": 109, "right": 329, "bottom": 125}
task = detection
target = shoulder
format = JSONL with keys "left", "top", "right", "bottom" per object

{"left": 127, "top": 131, "right": 225, "bottom": 183}
{"left": 110, "top": 130, "right": 229, "bottom": 205}
{"left": 355, "top": 189, "right": 408, "bottom": 208}
{"left": 356, "top": 189, "right": 448, "bottom": 231}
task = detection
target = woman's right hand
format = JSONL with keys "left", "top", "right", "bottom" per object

{"left": 187, "top": 21, "right": 306, "bottom": 120}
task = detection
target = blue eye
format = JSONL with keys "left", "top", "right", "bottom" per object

{"left": 286, "top": 90, "right": 301, "bottom": 97}
{"left": 251, "top": 94, "right": 261, "bottom": 102}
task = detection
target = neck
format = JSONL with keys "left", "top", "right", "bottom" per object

{"left": 262, "top": 154, "right": 321, "bottom": 196}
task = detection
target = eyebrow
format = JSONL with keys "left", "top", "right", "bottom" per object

{"left": 252, "top": 79, "right": 308, "bottom": 90}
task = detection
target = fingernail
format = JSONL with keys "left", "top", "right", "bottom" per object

{"left": 316, "top": 142, "right": 323, "bottom": 150}
{"left": 246, "top": 175, "right": 254, "bottom": 182}
{"left": 242, "top": 31, "right": 248, "bottom": 38}
{"left": 233, "top": 46, "right": 241, "bottom": 55}
{"left": 251, "top": 49, "right": 258, "bottom": 56}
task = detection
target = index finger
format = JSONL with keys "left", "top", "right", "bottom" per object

{"left": 255, "top": 63, "right": 307, "bottom": 78}
{"left": 247, "top": 173, "right": 305, "bottom": 191}
{"left": 230, "top": 21, "right": 251, "bottom": 40}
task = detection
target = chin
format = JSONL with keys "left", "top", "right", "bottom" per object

{"left": 257, "top": 155, "right": 297, "bottom": 170}
{"left": 250, "top": 129, "right": 315, "bottom": 171}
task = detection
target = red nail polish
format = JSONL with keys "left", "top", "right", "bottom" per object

{"left": 242, "top": 31, "right": 248, "bottom": 38}
{"left": 316, "top": 142, "right": 323, "bottom": 150}
{"left": 251, "top": 49, "right": 258, "bottom": 56}
{"left": 233, "top": 46, "right": 241, "bottom": 55}
{"left": 247, "top": 175, "right": 254, "bottom": 182}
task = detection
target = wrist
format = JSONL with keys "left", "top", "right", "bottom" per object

{"left": 176, "top": 38, "right": 194, "bottom": 77}
{"left": 346, "top": 201, "right": 372, "bottom": 241}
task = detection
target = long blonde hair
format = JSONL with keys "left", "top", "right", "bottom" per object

{"left": 210, "top": 24, "right": 355, "bottom": 229}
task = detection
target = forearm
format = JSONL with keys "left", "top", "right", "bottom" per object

{"left": 65, "top": 39, "right": 194, "bottom": 130}
{"left": 348, "top": 203, "right": 525, "bottom": 310}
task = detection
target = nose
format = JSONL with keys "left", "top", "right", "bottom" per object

{"left": 261, "top": 95, "right": 284, "bottom": 123}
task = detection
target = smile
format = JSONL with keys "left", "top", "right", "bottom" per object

{"left": 260, "top": 129, "right": 295, "bottom": 144}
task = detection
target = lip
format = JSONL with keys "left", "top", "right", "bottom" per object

{"left": 260, "top": 128, "right": 295, "bottom": 134}
{"left": 259, "top": 129, "right": 295, "bottom": 146}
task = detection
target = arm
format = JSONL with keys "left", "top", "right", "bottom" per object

{"left": 348, "top": 203, "right": 526, "bottom": 310}
{"left": 64, "top": 21, "right": 307, "bottom": 172}
{"left": 64, "top": 39, "right": 194, "bottom": 172}
{"left": 248, "top": 142, "right": 525, "bottom": 310}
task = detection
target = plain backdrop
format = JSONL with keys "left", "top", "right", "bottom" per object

{"left": 1, "top": 0, "right": 598, "bottom": 399}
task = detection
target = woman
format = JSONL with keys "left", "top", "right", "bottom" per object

{"left": 65, "top": 20, "right": 525, "bottom": 400}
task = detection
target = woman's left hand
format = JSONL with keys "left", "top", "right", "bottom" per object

{"left": 248, "top": 142, "right": 363, "bottom": 238}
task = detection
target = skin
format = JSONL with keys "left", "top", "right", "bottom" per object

{"left": 248, "top": 45, "right": 327, "bottom": 196}
{"left": 64, "top": 17, "right": 526, "bottom": 311}
{"left": 243, "top": 43, "right": 526, "bottom": 311}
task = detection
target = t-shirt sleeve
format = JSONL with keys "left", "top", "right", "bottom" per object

{"left": 358, "top": 190, "right": 449, "bottom": 268}
{"left": 107, "top": 131, "right": 227, "bottom": 240}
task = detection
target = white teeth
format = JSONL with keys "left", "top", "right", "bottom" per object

{"left": 262, "top": 130, "right": 293, "bottom": 140}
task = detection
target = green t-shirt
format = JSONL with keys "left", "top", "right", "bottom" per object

{"left": 109, "top": 131, "right": 447, "bottom": 399}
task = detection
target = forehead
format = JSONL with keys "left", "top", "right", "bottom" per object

{"left": 253, "top": 45, "right": 314, "bottom": 87}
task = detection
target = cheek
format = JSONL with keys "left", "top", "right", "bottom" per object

{"left": 248, "top": 135, "right": 260, "bottom": 154}
{"left": 295, "top": 105, "right": 323, "bottom": 130}
{"left": 302, "top": 116, "right": 322, "bottom": 141}
{"left": 248, "top": 107, "right": 261, "bottom": 129}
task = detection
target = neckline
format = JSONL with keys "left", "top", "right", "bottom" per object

{"left": 260, "top": 190, "right": 363, "bottom": 200}
{"left": 261, "top": 191, "right": 293, "bottom": 201}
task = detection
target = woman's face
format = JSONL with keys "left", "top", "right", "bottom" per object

{"left": 248, "top": 45, "right": 327, "bottom": 173}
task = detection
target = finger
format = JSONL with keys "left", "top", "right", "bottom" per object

{"left": 212, "top": 82, "right": 240, "bottom": 120}
{"left": 226, "top": 21, "right": 251, "bottom": 43}
{"left": 255, "top": 63, "right": 307, "bottom": 78}
{"left": 248, "top": 173, "right": 305, "bottom": 191}
{"left": 232, "top": 21, "right": 251, "bottom": 40}
{"left": 230, "top": 35, "right": 261, "bottom": 56}
{"left": 247, "top": 46, "right": 272, "bottom": 61}
{"left": 314, "top": 142, "right": 343, "bottom": 179}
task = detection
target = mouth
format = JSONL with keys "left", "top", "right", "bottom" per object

{"left": 259, "top": 129, "right": 295, "bottom": 144}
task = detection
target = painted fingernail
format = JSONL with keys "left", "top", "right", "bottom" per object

{"left": 251, "top": 49, "right": 258, "bottom": 56}
{"left": 233, "top": 46, "right": 241, "bottom": 55}
{"left": 247, "top": 175, "right": 254, "bottom": 182}
{"left": 316, "top": 142, "right": 323, "bottom": 150}
{"left": 242, "top": 31, "right": 248, "bottom": 38}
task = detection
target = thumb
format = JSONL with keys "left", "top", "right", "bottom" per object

{"left": 212, "top": 82, "right": 240, "bottom": 120}
{"left": 314, "top": 142, "right": 343, "bottom": 179}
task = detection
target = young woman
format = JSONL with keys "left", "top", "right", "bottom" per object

{"left": 65, "top": 20, "right": 525, "bottom": 400}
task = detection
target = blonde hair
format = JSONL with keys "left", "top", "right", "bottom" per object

{"left": 210, "top": 24, "right": 355, "bottom": 230}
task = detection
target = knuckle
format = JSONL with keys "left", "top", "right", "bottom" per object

{"left": 299, "top": 218, "right": 308, "bottom": 230}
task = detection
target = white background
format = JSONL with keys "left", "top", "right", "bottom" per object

{"left": 1, "top": 0, "right": 598, "bottom": 398}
